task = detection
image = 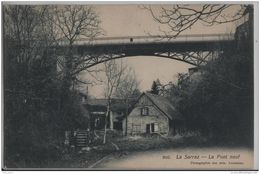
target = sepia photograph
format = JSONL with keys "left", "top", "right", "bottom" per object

{"left": 2, "top": 2, "right": 258, "bottom": 170}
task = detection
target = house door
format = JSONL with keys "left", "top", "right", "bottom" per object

{"left": 146, "top": 124, "right": 150, "bottom": 133}
{"left": 151, "top": 123, "right": 155, "bottom": 133}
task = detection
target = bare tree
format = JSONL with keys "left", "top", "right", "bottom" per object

{"left": 3, "top": 5, "right": 59, "bottom": 105}
{"left": 102, "top": 60, "right": 125, "bottom": 144}
{"left": 48, "top": 5, "right": 102, "bottom": 89}
{"left": 113, "top": 67, "right": 140, "bottom": 136}
{"left": 4, "top": 6, "right": 53, "bottom": 64}
{"left": 46, "top": 5, "right": 102, "bottom": 128}
{"left": 143, "top": 4, "right": 251, "bottom": 38}
{"left": 114, "top": 67, "right": 140, "bottom": 99}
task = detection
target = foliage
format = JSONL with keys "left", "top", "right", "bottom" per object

{"left": 145, "top": 3, "right": 254, "bottom": 146}
{"left": 3, "top": 5, "right": 61, "bottom": 167}
{"left": 3, "top": 5, "right": 100, "bottom": 167}
{"left": 167, "top": 46, "right": 253, "bottom": 146}
{"left": 150, "top": 80, "right": 160, "bottom": 95}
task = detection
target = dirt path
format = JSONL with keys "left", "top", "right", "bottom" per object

{"left": 88, "top": 153, "right": 113, "bottom": 168}
{"left": 93, "top": 147, "right": 254, "bottom": 170}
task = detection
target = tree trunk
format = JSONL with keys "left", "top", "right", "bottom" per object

{"left": 60, "top": 45, "right": 73, "bottom": 130}
{"left": 103, "top": 101, "right": 110, "bottom": 144}
{"left": 110, "top": 111, "right": 113, "bottom": 130}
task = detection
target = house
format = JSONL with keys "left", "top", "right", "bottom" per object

{"left": 123, "top": 92, "right": 184, "bottom": 136}
{"left": 83, "top": 98, "right": 137, "bottom": 131}
{"left": 83, "top": 99, "right": 107, "bottom": 130}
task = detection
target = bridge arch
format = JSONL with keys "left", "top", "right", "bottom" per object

{"left": 77, "top": 50, "right": 220, "bottom": 69}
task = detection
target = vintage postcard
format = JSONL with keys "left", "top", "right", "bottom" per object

{"left": 2, "top": 2, "right": 258, "bottom": 170}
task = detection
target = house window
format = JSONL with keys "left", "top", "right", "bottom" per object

{"left": 141, "top": 107, "right": 149, "bottom": 116}
{"left": 146, "top": 122, "right": 159, "bottom": 133}
{"left": 154, "top": 123, "right": 159, "bottom": 132}
{"left": 151, "top": 123, "right": 159, "bottom": 133}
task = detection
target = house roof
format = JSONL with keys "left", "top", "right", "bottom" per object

{"left": 85, "top": 98, "right": 137, "bottom": 112}
{"left": 86, "top": 99, "right": 108, "bottom": 106}
{"left": 143, "top": 92, "right": 182, "bottom": 120}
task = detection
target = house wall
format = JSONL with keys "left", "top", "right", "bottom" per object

{"left": 124, "top": 95, "right": 169, "bottom": 135}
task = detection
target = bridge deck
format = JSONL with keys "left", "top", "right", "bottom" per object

{"left": 59, "top": 34, "right": 235, "bottom": 46}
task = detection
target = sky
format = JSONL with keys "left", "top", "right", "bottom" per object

{"left": 80, "top": 4, "right": 242, "bottom": 98}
